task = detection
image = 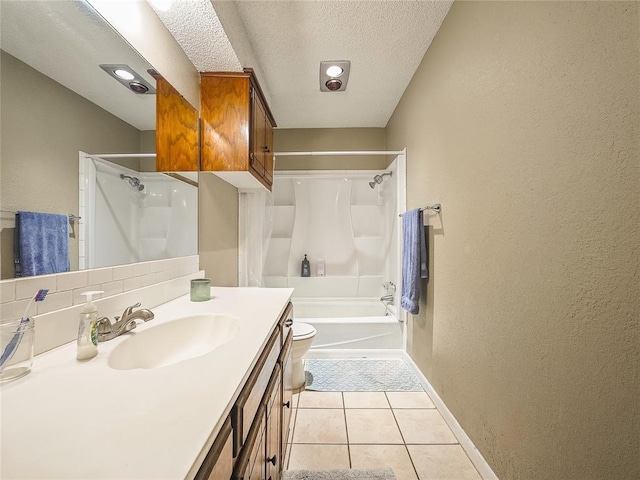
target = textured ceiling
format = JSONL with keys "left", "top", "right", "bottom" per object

{"left": 158, "top": 0, "right": 453, "bottom": 129}
{"left": 148, "top": 0, "right": 241, "bottom": 72}
{"left": 1, "top": 0, "right": 156, "bottom": 131}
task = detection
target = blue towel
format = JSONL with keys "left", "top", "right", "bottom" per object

{"left": 14, "top": 211, "right": 70, "bottom": 277}
{"left": 401, "top": 208, "right": 428, "bottom": 315}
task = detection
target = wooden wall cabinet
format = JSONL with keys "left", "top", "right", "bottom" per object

{"left": 153, "top": 74, "right": 199, "bottom": 172}
{"left": 195, "top": 303, "right": 293, "bottom": 480}
{"left": 200, "top": 68, "right": 276, "bottom": 191}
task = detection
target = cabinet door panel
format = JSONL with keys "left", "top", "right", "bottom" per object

{"left": 250, "top": 91, "right": 266, "bottom": 179}
{"left": 200, "top": 73, "right": 250, "bottom": 172}
{"left": 248, "top": 428, "right": 266, "bottom": 480}
{"left": 263, "top": 118, "right": 274, "bottom": 184}
{"left": 155, "top": 76, "right": 199, "bottom": 172}
{"left": 233, "top": 405, "right": 266, "bottom": 480}
{"left": 266, "top": 366, "right": 282, "bottom": 480}
{"left": 281, "top": 333, "right": 293, "bottom": 463}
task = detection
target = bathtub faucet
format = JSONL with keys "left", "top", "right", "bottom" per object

{"left": 380, "top": 295, "right": 394, "bottom": 305}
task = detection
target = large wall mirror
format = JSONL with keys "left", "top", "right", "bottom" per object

{"left": 0, "top": 0, "right": 198, "bottom": 279}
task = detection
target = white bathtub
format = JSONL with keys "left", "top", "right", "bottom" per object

{"left": 291, "top": 298, "right": 403, "bottom": 352}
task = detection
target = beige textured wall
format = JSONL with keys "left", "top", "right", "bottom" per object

{"left": 139, "top": 130, "right": 157, "bottom": 172}
{"left": 386, "top": 2, "right": 639, "bottom": 479}
{"left": 0, "top": 51, "right": 142, "bottom": 278}
{"left": 198, "top": 173, "right": 238, "bottom": 286}
{"left": 274, "top": 128, "right": 389, "bottom": 170}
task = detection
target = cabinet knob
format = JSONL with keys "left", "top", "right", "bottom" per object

{"left": 249, "top": 152, "right": 254, "bottom": 165}
{"left": 283, "top": 401, "right": 291, "bottom": 408}
{"left": 267, "top": 455, "right": 277, "bottom": 466}
{"left": 263, "top": 146, "right": 270, "bottom": 153}
{"left": 284, "top": 319, "right": 293, "bottom": 327}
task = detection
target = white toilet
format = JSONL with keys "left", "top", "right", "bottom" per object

{"left": 291, "top": 322, "right": 317, "bottom": 389}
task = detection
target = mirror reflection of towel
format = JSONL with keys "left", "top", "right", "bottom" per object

{"left": 14, "top": 211, "right": 70, "bottom": 277}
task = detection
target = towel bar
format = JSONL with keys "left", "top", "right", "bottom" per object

{"left": 399, "top": 203, "right": 441, "bottom": 217}
{"left": 1, "top": 210, "right": 81, "bottom": 223}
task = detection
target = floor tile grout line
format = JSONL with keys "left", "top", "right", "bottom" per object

{"left": 286, "top": 393, "right": 301, "bottom": 469}
{"left": 290, "top": 442, "right": 351, "bottom": 445}
{"left": 404, "top": 442, "right": 461, "bottom": 446}
{"left": 342, "top": 392, "right": 353, "bottom": 469}
{"left": 387, "top": 391, "right": 422, "bottom": 480}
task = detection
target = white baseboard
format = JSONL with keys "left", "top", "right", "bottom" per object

{"left": 402, "top": 352, "right": 499, "bottom": 480}
{"left": 305, "top": 348, "right": 405, "bottom": 359}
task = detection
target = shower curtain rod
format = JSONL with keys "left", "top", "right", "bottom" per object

{"left": 273, "top": 150, "right": 404, "bottom": 157}
{"left": 89, "top": 153, "right": 156, "bottom": 159}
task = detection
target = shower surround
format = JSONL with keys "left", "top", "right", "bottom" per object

{"left": 263, "top": 168, "right": 404, "bottom": 353}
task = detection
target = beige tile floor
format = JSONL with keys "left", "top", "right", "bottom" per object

{"left": 285, "top": 391, "right": 482, "bottom": 480}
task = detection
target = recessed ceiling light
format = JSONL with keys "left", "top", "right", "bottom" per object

{"left": 114, "top": 69, "right": 135, "bottom": 80}
{"left": 99, "top": 64, "right": 156, "bottom": 95}
{"left": 319, "top": 60, "right": 351, "bottom": 92}
{"left": 326, "top": 66, "right": 343, "bottom": 78}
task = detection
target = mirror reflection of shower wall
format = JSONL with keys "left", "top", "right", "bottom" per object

{"left": 80, "top": 155, "right": 197, "bottom": 269}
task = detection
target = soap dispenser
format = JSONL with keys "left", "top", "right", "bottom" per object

{"left": 77, "top": 290, "right": 103, "bottom": 360}
{"left": 301, "top": 254, "right": 310, "bottom": 277}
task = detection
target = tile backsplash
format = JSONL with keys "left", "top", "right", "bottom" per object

{"left": 0, "top": 255, "right": 202, "bottom": 354}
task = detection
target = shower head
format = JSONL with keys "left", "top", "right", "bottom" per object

{"left": 120, "top": 174, "right": 145, "bottom": 191}
{"left": 368, "top": 172, "right": 392, "bottom": 189}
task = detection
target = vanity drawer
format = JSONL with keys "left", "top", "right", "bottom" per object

{"left": 232, "top": 403, "right": 266, "bottom": 480}
{"left": 194, "top": 417, "right": 233, "bottom": 480}
{"left": 232, "top": 323, "right": 281, "bottom": 456}
{"left": 280, "top": 303, "right": 293, "bottom": 346}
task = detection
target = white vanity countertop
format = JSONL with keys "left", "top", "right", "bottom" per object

{"left": 0, "top": 286, "right": 294, "bottom": 480}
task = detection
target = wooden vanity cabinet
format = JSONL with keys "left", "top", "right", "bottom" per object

{"left": 200, "top": 68, "right": 276, "bottom": 191}
{"left": 196, "top": 303, "right": 293, "bottom": 480}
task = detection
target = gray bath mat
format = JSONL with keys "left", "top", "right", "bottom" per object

{"left": 305, "top": 358, "right": 423, "bottom": 391}
{"left": 284, "top": 468, "right": 396, "bottom": 480}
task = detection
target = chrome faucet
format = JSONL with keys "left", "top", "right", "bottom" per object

{"left": 380, "top": 294, "right": 395, "bottom": 304}
{"left": 96, "top": 302, "right": 154, "bottom": 342}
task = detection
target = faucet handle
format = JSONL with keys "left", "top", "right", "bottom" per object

{"left": 122, "top": 302, "right": 142, "bottom": 318}
{"left": 382, "top": 281, "right": 397, "bottom": 292}
{"left": 96, "top": 317, "right": 112, "bottom": 335}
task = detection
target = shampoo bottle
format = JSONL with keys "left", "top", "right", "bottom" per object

{"left": 301, "top": 254, "right": 311, "bottom": 277}
{"left": 317, "top": 259, "right": 325, "bottom": 277}
{"left": 77, "top": 290, "right": 103, "bottom": 360}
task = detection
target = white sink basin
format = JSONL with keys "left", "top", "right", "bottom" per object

{"left": 107, "top": 314, "right": 238, "bottom": 370}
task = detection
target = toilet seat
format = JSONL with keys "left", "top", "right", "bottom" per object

{"left": 292, "top": 322, "right": 316, "bottom": 340}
